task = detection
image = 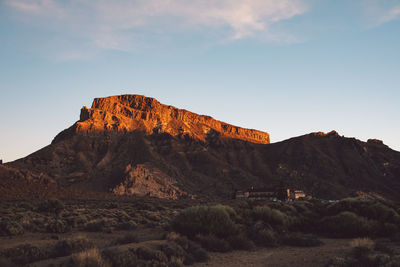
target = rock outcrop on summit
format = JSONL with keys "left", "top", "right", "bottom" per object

{"left": 5, "top": 94, "right": 400, "bottom": 200}
{"left": 64, "top": 95, "right": 270, "bottom": 144}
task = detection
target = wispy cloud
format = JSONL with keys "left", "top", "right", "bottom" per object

{"left": 378, "top": 5, "right": 400, "bottom": 24}
{"left": 362, "top": 0, "right": 400, "bottom": 26}
{"left": 5, "top": 0, "right": 307, "bottom": 56}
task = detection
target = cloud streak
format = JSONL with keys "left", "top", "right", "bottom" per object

{"left": 6, "top": 0, "right": 307, "bottom": 54}
{"left": 362, "top": 0, "right": 400, "bottom": 26}
{"left": 378, "top": 5, "right": 400, "bottom": 24}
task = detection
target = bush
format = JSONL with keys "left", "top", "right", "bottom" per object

{"left": 102, "top": 248, "right": 137, "bottom": 267}
{"left": 168, "top": 257, "right": 184, "bottom": 267}
{"left": 327, "top": 198, "right": 400, "bottom": 225}
{"left": 37, "top": 198, "right": 64, "bottom": 214}
{"left": 350, "top": 238, "right": 375, "bottom": 251}
{"left": 195, "top": 234, "right": 231, "bottom": 252}
{"left": 171, "top": 205, "right": 238, "bottom": 238}
{"left": 3, "top": 244, "right": 46, "bottom": 265}
{"left": 169, "top": 236, "right": 209, "bottom": 263}
{"left": 54, "top": 237, "right": 94, "bottom": 257}
{"left": 249, "top": 221, "right": 279, "bottom": 247}
{"left": 46, "top": 219, "right": 70, "bottom": 233}
{"left": 350, "top": 238, "right": 375, "bottom": 259}
{"left": 161, "top": 242, "right": 186, "bottom": 262}
{"left": 135, "top": 246, "right": 168, "bottom": 263}
{"left": 319, "top": 212, "right": 378, "bottom": 237}
{"left": 190, "top": 246, "right": 209, "bottom": 263}
{"left": 0, "top": 221, "right": 24, "bottom": 236}
{"left": 69, "top": 248, "right": 109, "bottom": 267}
{"left": 252, "top": 206, "right": 288, "bottom": 226}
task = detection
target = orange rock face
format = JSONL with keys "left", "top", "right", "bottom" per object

{"left": 75, "top": 94, "right": 270, "bottom": 144}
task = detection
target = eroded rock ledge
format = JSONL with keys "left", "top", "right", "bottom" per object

{"left": 73, "top": 94, "right": 270, "bottom": 144}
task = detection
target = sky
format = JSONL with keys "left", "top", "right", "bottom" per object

{"left": 0, "top": 0, "right": 399, "bottom": 162}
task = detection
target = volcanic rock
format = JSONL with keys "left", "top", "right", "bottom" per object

{"left": 112, "top": 163, "right": 193, "bottom": 199}
{"left": 59, "top": 94, "right": 270, "bottom": 144}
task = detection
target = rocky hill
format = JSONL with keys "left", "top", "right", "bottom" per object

{"left": 60, "top": 94, "right": 270, "bottom": 144}
{"left": 5, "top": 94, "right": 400, "bottom": 200}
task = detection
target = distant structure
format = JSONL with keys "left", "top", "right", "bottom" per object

{"left": 287, "top": 189, "right": 306, "bottom": 200}
{"left": 235, "top": 187, "right": 308, "bottom": 201}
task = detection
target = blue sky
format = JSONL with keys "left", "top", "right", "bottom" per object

{"left": 0, "top": 0, "right": 399, "bottom": 162}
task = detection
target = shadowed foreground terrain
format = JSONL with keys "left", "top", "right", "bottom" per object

{"left": 2, "top": 197, "right": 400, "bottom": 266}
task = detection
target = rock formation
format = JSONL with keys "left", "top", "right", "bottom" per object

{"left": 61, "top": 94, "right": 270, "bottom": 144}
{"left": 112, "top": 163, "right": 193, "bottom": 199}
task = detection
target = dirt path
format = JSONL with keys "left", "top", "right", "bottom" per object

{"left": 193, "top": 239, "right": 351, "bottom": 267}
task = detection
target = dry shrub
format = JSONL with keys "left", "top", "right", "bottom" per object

{"left": 84, "top": 219, "right": 107, "bottom": 232}
{"left": 350, "top": 238, "right": 375, "bottom": 250}
{"left": 0, "top": 221, "right": 24, "bottom": 236}
{"left": 163, "top": 235, "right": 209, "bottom": 264}
{"left": 54, "top": 236, "right": 94, "bottom": 257}
{"left": 2, "top": 243, "right": 46, "bottom": 265}
{"left": 46, "top": 219, "right": 70, "bottom": 233}
{"left": 171, "top": 205, "right": 238, "bottom": 238}
{"left": 102, "top": 247, "right": 137, "bottom": 267}
{"left": 350, "top": 237, "right": 375, "bottom": 259}
{"left": 166, "top": 232, "right": 181, "bottom": 241}
{"left": 37, "top": 198, "right": 64, "bottom": 214}
{"left": 252, "top": 206, "right": 288, "bottom": 226}
{"left": 249, "top": 221, "right": 279, "bottom": 247}
{"left": 135, "top": 246, "right": 168, "bottom": 263}
{"left": 319, "top": 211, "right": 377, "bottom": 237}
{"left": 70, "top": 248, "right": 109, "bottom": 267}
{"left": 169, "top": 256, "right": 184, "bottom": 267}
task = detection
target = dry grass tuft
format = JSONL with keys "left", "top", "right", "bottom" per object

{"left": 70, "top": 248, "right": 109, "bottom": 267}
{"left": 350, "top": 238, "right": 375, "bottom": 250}
{"left": 166, "top": 232, "right": 181, "bottom": 241}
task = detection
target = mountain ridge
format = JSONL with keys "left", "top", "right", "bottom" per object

{"left": 53, "top": 94, "right": 270, "bottom": 145}
{"left": 3, "top": 94, "right": 400, "bottom": 200}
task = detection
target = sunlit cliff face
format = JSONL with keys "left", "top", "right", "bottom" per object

{"left": 75, "top": 94, "right": 270, "bottom": 144}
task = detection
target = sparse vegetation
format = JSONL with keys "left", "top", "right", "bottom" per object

{"left": 37, "top": 198, "right": 65, "bottom": 214}
{"left": 1, "top": 197, "right": 400, "bottom": 266}
{"left": 0, "top": 221, "right": 24, "bottom": 236}
{"left": 70, "top": 248, "right": 109, "bottom": 267}
{"left": 252, "top": 206, "right": 288, "bottom": 226}
{"left": 102, "top": 247, "right": 137, "bottom": 267}
{"left": 326, "top": 238, "right": 400, "bottom": 267}
{"left": 54, "top": 236, "right": 94, "bottom": 257}
{"left": 171, "top": 205, "right": 238, "bottom": 238}
{"left": 319, "top": 211, "right": 377, "bottom": 237}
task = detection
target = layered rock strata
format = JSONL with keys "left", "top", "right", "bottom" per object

{"left": 73, "top": 95, "right": 270, "bottom": 144}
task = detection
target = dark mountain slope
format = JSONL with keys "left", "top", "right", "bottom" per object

{"left": 5, "top": 95, "right": 400, "bottom": 200}
{"left": 260, "top": 131, "right": 400, "bottom": 199}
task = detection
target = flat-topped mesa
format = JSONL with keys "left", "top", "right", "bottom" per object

{"left": 75, "top": 94, "right": 270, "bottom": 144}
